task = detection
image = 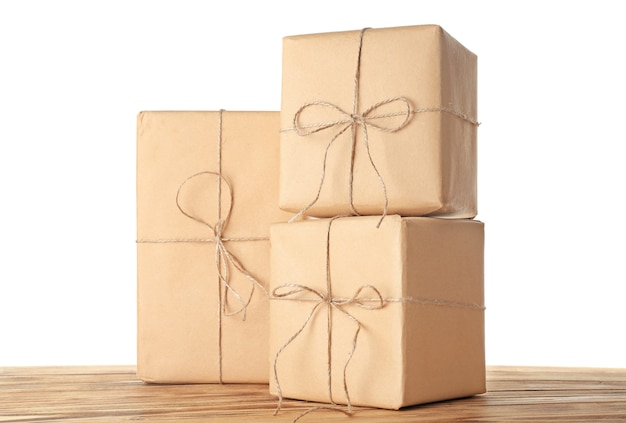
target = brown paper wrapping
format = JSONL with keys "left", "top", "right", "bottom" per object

{"left": 269, "top": 216, "right": 485, "bottom": 409}
{"left": 137, "top": 111, "right": 292, "bottom": 383}
{"left": 279, "top": 25, "right": 478, "bottom": 219}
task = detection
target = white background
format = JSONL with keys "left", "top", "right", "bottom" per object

{"left": 1, "top": 0, "right": 624, "bottom": 368}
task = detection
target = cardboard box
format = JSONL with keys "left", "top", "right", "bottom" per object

{"left": 280, "top": 25, "right": 478, "bottom": 219}
{"left": 137, "top": 111, "right": 292, "bottom": 383}
{"left": 269, "top": 216, "right": 485, "bottom": 409}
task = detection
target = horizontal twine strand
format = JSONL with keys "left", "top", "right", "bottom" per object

{"left": 136, "top": 236, "right": 267, "bottom": 244}
{"left": 270, "top": 294, "right": 485, "bottom": 311}
{"left": 280, "top": 105, "right": 480, "bottom": 133}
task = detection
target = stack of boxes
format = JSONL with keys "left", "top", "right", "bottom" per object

{"left": 137, "top": 24, "right": 485, "bottom": 415}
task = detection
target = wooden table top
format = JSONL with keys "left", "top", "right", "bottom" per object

{"left": 1, "top": 365, "right": 625, "bottom": 422}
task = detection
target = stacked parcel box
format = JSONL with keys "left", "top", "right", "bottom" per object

{"left": 137, "top": 24, "right": 485, "bottom": 416}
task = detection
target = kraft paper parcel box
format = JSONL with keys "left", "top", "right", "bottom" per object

{"left": 269, "top": 216, "right": 485, "bottom": 409}
{"left": 137, "top": 111, "right": 292, "bottom": 383}
{"left": 279, "top": 25, "right": 478, "bottom": 219}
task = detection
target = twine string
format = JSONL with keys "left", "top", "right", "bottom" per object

{"left": 348, "top": 27, "right": 366, "bottom": 217}
{"left": 285, "top": 28, "right": 479, "bottom": 226}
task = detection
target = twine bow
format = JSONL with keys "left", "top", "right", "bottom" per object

{"left": 272, "top": 283, "right": 384, "bottom": 421}
{"left": 290, "top": 96, "right": 413, "bottom": 227}
{"left": 175, "top": 171, "right": 268, "bottom": 320}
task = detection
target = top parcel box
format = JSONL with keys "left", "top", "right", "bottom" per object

{"left": 279, "top": 25, "right": 478, "bottom": 219}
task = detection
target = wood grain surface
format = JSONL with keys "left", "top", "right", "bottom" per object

{"left": 1, "top": 366, "right": 625, "bottom": 422}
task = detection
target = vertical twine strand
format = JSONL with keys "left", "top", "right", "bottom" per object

{"left": 216, "top": 109, "right": 224, "bottom": 383}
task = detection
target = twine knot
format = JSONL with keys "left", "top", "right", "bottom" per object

{"left": 213, "top": 220, "right": 225, "bottom": 244}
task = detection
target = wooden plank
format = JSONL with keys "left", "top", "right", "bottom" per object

{"left": 1, "top": 366, "right": 625, "bottom": 422}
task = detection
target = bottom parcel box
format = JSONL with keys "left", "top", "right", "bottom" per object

{"left": 269, "top": 215, "right": 485, "bottom": 409}
{"left": 136, "top": 110, "right": 292, "bottom": 383}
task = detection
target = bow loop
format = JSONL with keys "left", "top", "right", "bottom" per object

{"left": 360, "top": 96, "right": 413, "bottom": 132}
{"left": 293, "top": 102, "right": 353, "bottom": 136}
{"left": 175, "top": 171, "right": 234, "bottom": 235}
{"left": 272, "top": 283, "right": 327, "bottom": 303}
{"left": 342, "top": 284, "right": 385, "bottom": 310}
